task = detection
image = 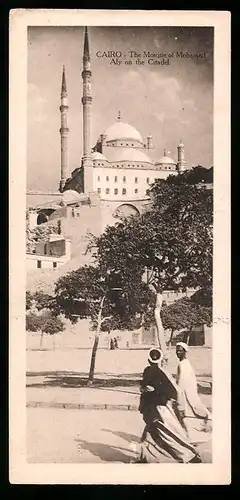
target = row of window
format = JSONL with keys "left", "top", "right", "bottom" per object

{"left": 97, "top": 188, "right": 140, "bottom": 195}
{"left": 94, "top": 162, "right": 175, "bottom": 170}
{"left": 97, "top": 176, "right": 150, "bottom": 184}
{"left": 107, "top": 142, "right": 136, "bottom": 147}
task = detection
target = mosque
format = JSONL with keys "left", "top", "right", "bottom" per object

{"left": 27, "top": 27, "right": 187, "bottom": 274}
{"left": 28, "top": 27, "right": 186, "bottom": 228}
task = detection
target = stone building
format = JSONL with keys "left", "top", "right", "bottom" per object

{"left": 26, "top": 27, "right": 188, "bottom": 291}
{"left": 28, "top": 27, "right": 186, "bottom": 236}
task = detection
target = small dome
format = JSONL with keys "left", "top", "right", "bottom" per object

{"left": 156, "top": 156, "right": 176, "bottom": 165}
{"left": 104, "top": 121, "right": 143, "bottom": 144}
{"left": 63, "top": 190, "right": 83, "bottom": 204}
{"left": 109, "top": 147, "right": 151, "bottom": 164}
{"left": 92, "top": 152, "right": 107, "bottom": 161}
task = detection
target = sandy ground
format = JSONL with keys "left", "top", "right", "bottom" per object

{"left": 27, "top": 407, "right": 212, "bottom": 464}
{"left": 27, "top": 344, "right": 212, "bottom": 380}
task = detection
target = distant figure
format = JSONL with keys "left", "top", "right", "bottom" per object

{"left": 114, "top": 337, "right": 118, "bottom": 349}
{"left": 176, "top": 342, "right": 211, "bottom": 442}
{"left": 110, "top": 338, "right": 115, "bottom": 350}
{"left": 126, "top": 341, "right": 130, "bottom": 349}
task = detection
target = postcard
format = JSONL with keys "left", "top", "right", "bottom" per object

{"left": 9, "top": 9, "right": 231, "bottom": 484}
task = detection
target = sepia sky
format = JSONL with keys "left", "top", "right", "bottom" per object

{"left": 27, "top": 26, "right": 213, "bottom": 192}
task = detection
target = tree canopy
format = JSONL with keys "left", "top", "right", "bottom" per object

{"left": 161, "top": 296, "right": 212, "bottom": 333}
{"left": 52, "top": 167, "right": 213, "bottom": 332}
{"left": 162, "top": 165, "right": 213, "bottom": 186}
{"left": 54, "top": 264, "right": 154, "bottom": 331}
{"left": 96, "top": 171, "right": 213, "bottom": 296}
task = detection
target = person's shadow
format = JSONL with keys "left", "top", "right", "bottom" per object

{"left": 75, "top": 438, "right": 135, "bottom": 463}
{"left": 102, "top": 429, "right": 140, "bottom": 444}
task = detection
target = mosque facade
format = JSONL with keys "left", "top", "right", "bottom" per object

{"left": 27, "top": 27, "right": 187, "bottom": 265}
{"left": 56, "top": 27, "right": 186, "bottom": 229}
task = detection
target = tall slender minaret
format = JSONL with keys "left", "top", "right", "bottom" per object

{"left": 147, "top": 134, "right": 153, "bottom": 150}
{"left": 81, "top": 27, "right": 93, "bottom": 193}
{"left": 177, "top": 139, "right": 186, "bottom": 172}
{"left": 59, "top": 66, "right": 69, "bottom": 193}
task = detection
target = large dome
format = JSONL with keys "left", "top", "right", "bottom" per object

{"left": 104, "top": 121, "right": 143, "bottom": 144}
{"left": 109, "top": 147, "right": 151, "bottom": 164}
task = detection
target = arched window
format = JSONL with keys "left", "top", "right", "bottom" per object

{"left": 114, "top": 188, "right": 118, "bottom": 195}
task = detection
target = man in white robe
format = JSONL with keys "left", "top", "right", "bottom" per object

{"left": 175, "top": 342, "right": 212, "bottom": 444}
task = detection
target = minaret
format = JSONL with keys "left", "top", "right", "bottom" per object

{"left": 177, "top": 140, "right": 186, "bottom": 172}
{"left": 147, "top": 134, "right": 153, "bottom": 149}
{"left": 59, "top": 65, "right": 69, "bottom": 193}
{"left": 81, "top": 27, "right": 93, "bottom": 193}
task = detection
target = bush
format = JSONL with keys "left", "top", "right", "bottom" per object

{"left": 26, "top": 313, "right": 42, "bottom": 332}
{"left": 26, "top": 291, "right": 33, "bottom": 311}
{"left": 26, "top": 311, "right": 64, "bottom": 335}
{"left": 42, "top": 315, "right": 64, "bottom": 335}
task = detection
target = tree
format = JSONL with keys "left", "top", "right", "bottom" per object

{"left": 26, "top": 309, "right": 64, "bottom": 348}
{"left": 41, "top": 314, "right": 64, "bottom": 350}
{"left": 32, "top": 291, "right": 57, "bottom": 313}
{"left": 164, "top": 166, "right": 213, "bottom": 186}
{"left": 161, "top": 296, "right": 212, "bottom": 346}
{"left": 26, "top": 312, "right": 42, "bottom": 332}
{"left": 98, "top": 180, "right": 212, "bottom": 293}
{"left": 55, "top": 265, "right": 154, "bottom": 383}
{"left": 96, "top": 171, "right": 213, "bottom": 353}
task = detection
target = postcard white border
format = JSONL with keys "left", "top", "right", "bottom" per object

{"left": 9, "top": 9, "right": 231, "bottom": 484}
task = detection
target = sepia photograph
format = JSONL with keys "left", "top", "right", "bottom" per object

{"left": 9, "top": 10, "right": 230, "bottom": 485}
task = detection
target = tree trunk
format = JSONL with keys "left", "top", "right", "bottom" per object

{"left": 139, "top": 312, "right": 144, "bottom": 345}
{"left": 168, "top": 328, "right": 174, "bottom": 346}
{"left": 52, "top": 334, "right": 55, "bottom": 350}
{"left": 88, "top": 335, "right": 99, "bottom": 384}
{"left": 40, "top": 330, "right": 44, "bottom": 348}
{"left": 88, "top": 295, "right": 105, "bottom": 385}
{"left": 186, "top": 326, "right": 192, "bottom": 345}
{"left": 154, "top": 292, "right": 167, "bottom": 357}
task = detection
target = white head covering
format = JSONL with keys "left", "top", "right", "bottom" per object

{"left": 148, "top": 348, "right": 163, "bottom": 364}
{"left": 176, "top": 342, "right": 189, "bottom": 352}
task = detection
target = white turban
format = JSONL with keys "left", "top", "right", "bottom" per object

{"left": 148, "top": 348, "right": 163, "bottom": 364}
{"left": 176, "top": 342, "right": 189, "bottom": 352}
